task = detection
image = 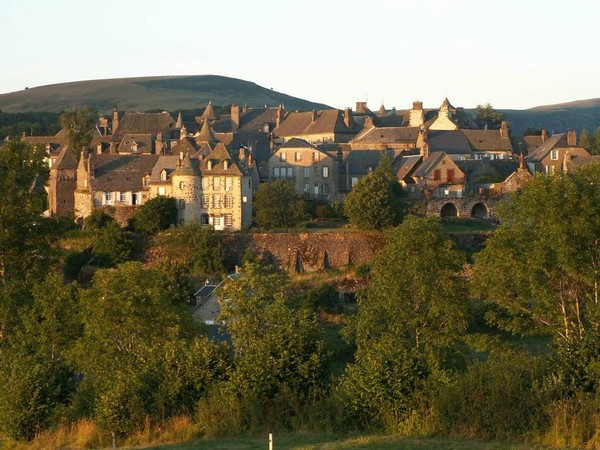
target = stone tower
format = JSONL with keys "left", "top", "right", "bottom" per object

{"left": 48, "top": 146, "right": 78, "bottom": 217}
{"left": 172, "top": 153, "right": 202, "bottom": 225}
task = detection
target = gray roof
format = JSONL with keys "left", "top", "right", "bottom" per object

{"left": 341, "top": 150, "right": 384, "bottom": 174}
{"left": 91, "top": 154, "right": 160, "bottom": 191}
{"left": 352, "top": 126, "right": 420, "bottom": 144}
{"left": 112, "top": 112, "right": 174, "bottom": 142}
{"left": 427, "top": 130, "right": 473, "bottom": 155}
{"left": 280, "top": 137, "right": 319, "bottom": 149}
{"left": 393, "top": 154, "right": 422, "bottom": 181}
{"left": 150, "top": 155, "right": 179, "bottom": 183}
{"left": 525, "top": 133, "right": 566, "bottom": 162}
{"left": 463, "top": 129, "right": 513, "bottom": 152}
{"left": 414, "top": 152, "right": 446, "bottom": 177}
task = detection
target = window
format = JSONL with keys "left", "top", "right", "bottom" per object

{"left": 225, "top": 177, "right": 233, "bottom": 191}
{"left": 313, "top": 152, "right": 320, "bottom": 161}
{"left": 103, "top": 192, "right": 112, "bottom": 205}
{"left": 304, "top": 167, "right": 310, "bottom": 178}
{"left": 322, "top": 166, "right": 329, "bottom": 178}
{"left": 295, "top": 152, "right": 302, "bottom": 162}
{"left": 223, "top": 160, "right": 229, "bottom": 170}
{"left": 273, "top": 167, "right": 280, "bottom": 178}
{"left": 160, "top": 169, "right": 167, "bottom": 181}
{"left": 202, "top": 194, "right": 209, "bottom": 208}
{"left": 225, "top": 194, "right": 233, "bottom": 208}
{"left": 213, "top": 177, "right": 221, "bottom": 190}
{"left": 179, "top": 181, "right": 184, "bottom": 190}
{"left": 323, "top": 183, "right": 329, "bottom": 195}
{"left": 304, "top": 184, "right": 310, "bottom": 194}
{"left": 132, "top": 193, "right": 139, "bottom": 205}
{"left": 280, "top": 152, "right": 287, "bottom": 162}
{"left": 314, "top": 183, "right": 319, "bottom": 195}
{"left": 119, "top": 192, "right": 127, "bottom": 203}
{"left": 433, "top": 169, "right": 441, "bottom": 181}
{"left": 546, "top": 165, "right": 556, "bottom": 175}
{"left": 351, "top": 177, "right": 359, "bottom": 187}
{"left": 179, "top": 199, "right": 185, "bottom": 210}
{"left": 447, "top": 169, "right": 455, "bottom": 183}
{"left": 213, "top": 194, "right": 221, "bottom": 208}
{"left": 213, "top": 216, "right": 222, "bottom": 227}
{"left": 551, "top": 149, "right": 559, "bottom": 160}
{"left": 202, "top": 177, "right": 208, "bottom": 189}
{"left": 158, "top": 187, "right": 166, "bottom": 196}
{"left": 444, "top": 189, "right": 450, "bottom": 197}
{"left": 286, "top": 167, "right": 294, "bottom": 179}
{"left": 201, "top": 213, "right": 209, "bottom": 225}
{"left": 224, "top": 214, "right": 233, "bottom": 227}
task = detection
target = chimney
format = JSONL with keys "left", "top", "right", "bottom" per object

{"left": 518, "top": 152, "right": 525, "bottom": 172}
{"left": 541, "top": 128, "right": 547, "bottom": 143}
{"left": 239, "top": 146, "right": 246, "bottom": 160}
{"left": 412, "top": 101, "right": 423, "bottom": 110}
{"left": 364, "top": 116, "right": 374, "bottom": 129}
{"left": 409, "top": 101, "right": 425, "bottom": 127}
{"left": 112, "top": 108, "right": 119, "bottom": 134}
{"left": 311, "top": 110, "right": 318, "bottom": 123}
{"left": 276, "top": 104, "right": 285, "bottom": 128}
{"left": 242, "top": 103, "right": 249, "bottom": 114}
{"left": 420, "top": 142, "right": 429, "bottom": 160}
{"left": 344, "top": 107, "right": 352, "bottom": 129}
{"left": 155, "top": 131, "right": 163, "bottom": 154}
{"left": 231, "top": 104, "right": 241, "bottom": 132}
{"left": 417, "top": 124, "right": 428, "bottom": 148}
{"left": 563, "top": 150, "right": 572, "bottom": 172}
{"left": 500, "top": 121, "right": 509, "bottom": 138}
{"left": 567, "top": 129, "right": 577, "bottom": 147}
{"left": 179, "top": 151, "right": 184, "bottom": 161}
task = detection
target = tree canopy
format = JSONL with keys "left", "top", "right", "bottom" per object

{"left": 130, "top": 195, "right": 177, "bottom": 236}
{"left": 473, "top": 103, "right": 505, "bottom": 130}
{"left": 253, "top": 180, "right": 307, "bottom": 228}
{"left": 343, "top": 155, "right": 404, "bottom": 230}
{"left": 59, "top": 107, "right": 97, "bottom": 155}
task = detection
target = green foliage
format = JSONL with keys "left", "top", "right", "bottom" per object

{"left": 130, "top": 196, "right": 177, "bottom": 236}
{"left": 434, "top": 352, "right": 547, "bottom": 439}
{"left": 473, "top": 103, "right": 506, "bottom": 130}
{"left": 91, "top": 221, "right": 136, "bottom": 267}
{"left": 59, "top": 107, "right": 97, "bottom": 154}
{"left": 344, "top": 155, "right": 404, "bottom": 230}
{"left": 253, "top": 180, "right": 307, "bottom": 228}
{"left": 579, "top": 128, "right": 592, "bottom": 150}
{"left": 523, "top": 127, "right": 544, "bottom": 136}
{"left": 301, "top": 283, "right": 339, "bottom": 313}
{"left": 472, "top": 165, "right": 600, "bottom": 343}
{"left": 83, "top": 209, "right": 116, "bottom": 230}
{"left": 0, "top": 110, "right": 61, "bottom": 140}
{"left": 217, "top": 260, "right": 327, "bottom": 404}
{"left": 155, "top": 223, "right": 225, "bottom": 277}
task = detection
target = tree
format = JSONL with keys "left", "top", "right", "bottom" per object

{"left": 253, "top": 180, "right": 307, "bottom": 228}
{"left": 343, "top": 155, "right": 404, "bottom": 230}
{"left": 579, "top": 128, "right": 592, "bottom": 150}
{"left": 59, "top": 107, "right": 97, "bottom": 155}
{"left": 217, "top": 260, "right": 326, "bottom": 400}
{"left": 71, "top": 262, "right": 226, "bottom": 434}
{"left": 339, "top": 217, "right": 468, "bottom": 427}
{"left": 91, "top": 221, "right": 136, "bottom": 267}
{"left": 592, "top": 127, "right": 600, "bottom": 155}
{"left": 473, "top": 103, "right": 505, "bottom": 130}
{"left": 130, "top": 196, "right": 177, "bottom": 236}
{"left": 472, "top": 164, "right": 600, "bottom": 343}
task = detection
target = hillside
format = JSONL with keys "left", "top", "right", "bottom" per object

{"left": 499, "top": 98, "right": 600, "bottom": 135}
{"left": 0, "top": 75, "right": 329, "bottom": 114}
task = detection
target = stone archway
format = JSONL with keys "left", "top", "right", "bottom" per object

{"left": 471, "top": 202, "right": 489, "bottom": 219}
{"left": 440, "top": 203, "right": 458, "bottom": 218}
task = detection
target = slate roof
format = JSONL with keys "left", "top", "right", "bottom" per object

{"left": 351, "top": 126, "right": 420, "bottom": 144}
{"left": 510, "top": 135, "right": 544, "bottom": 156}
{"left": 149, "top": 156, "right": 179, "bottom": 183}
{"left": 456, "top": 159, "right": 520, "bottom": 184}
{"left": 171, "top": 137, "right": 200, "bottom": 155}
{"left": 200, "top": 143, "right": 244, "bottom": 176}
{"left": 567, "top": 155, "right": 600, "bottom": 171}
{"left": 463, "top": 130, "right": 513, "bottom": 152}
{"left": 173, "top": 153, "right": 201, "bottom": 177}
{"left": 112, "top": 112, "right": 174, "bottom": 141}
{"left": 91, "top": 154, "right": 160, "bottom": 191}
{"left": 280, "top": 137, "right": 319, "bottom": 149}
{"left": 341, "top": 150, "right": 384, "bottom": 174}
{"left": 427, "top": 130, "right": 473, "bottom": 155}
{"left": 525, "top": 133, "right": 566, "bottom": 162}
{"left": 53, "top": 146, "right": 78, "bottom": 170}
{"left": 393, "top": 154, "right": 422, "bottom": 182}
{"left": 116, "top": 133, "right": 153, "bottom": 153}
{"left": 196, "top": 118, "right": 217, "bottom": 143}
{"left": 199, "top": 102, "right": 217, "bottom": 121}
{"left": 274, "top": 109, "right": 357, "bottom": 137}
{"left": 414, "top": 152, "right": 447, "bottom": 178}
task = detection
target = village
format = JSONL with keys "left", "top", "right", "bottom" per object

{"left": 24, "top": 98, "right": 599, "bottom": 228}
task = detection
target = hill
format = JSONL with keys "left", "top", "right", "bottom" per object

{"left": 0, "top": 75, "right": 330, "bottom": 114}
{"left": 498, "top": 98, "right": 600, "bottom": 135}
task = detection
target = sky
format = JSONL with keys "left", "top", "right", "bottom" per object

{"left": 1, "top": 0, "right": 599, "bottom": 111}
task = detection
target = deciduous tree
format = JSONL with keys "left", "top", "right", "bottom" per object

{"left": 59, "top": 107, "right": 97, "bottom": 155}
{"left": 473, "top": 103, "right": 505, "bottom": 130}
{"left": 253, "top": 180, "right": 307, "bottom": 228}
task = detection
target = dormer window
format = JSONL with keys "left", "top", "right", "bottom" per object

{"left": 207, "top": 160, "right": 213, "bottom": 170}
{"left": 131, "top": 142, "right": 138, "bottom": 152}
{"left": 263, "top": 123, "right": 270, "bottom": 133}
{"left": 160, "top": 169, "right": 167, "bottom": 181}
{"left": 223, "top": 160, "right": 229, "bottom": 170}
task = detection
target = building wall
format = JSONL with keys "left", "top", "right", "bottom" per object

{"left": 48, "top": 168, "right": 76, "bottom": 217}
{"left": 429, "top": 114, "right": 458, "bottom": 131}
{"left": 172, "top": 174, "right": 202, "bottom": 224}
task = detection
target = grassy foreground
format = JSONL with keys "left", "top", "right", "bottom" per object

{"left": 137, "top": 433, "right": 558, "bottom": 450}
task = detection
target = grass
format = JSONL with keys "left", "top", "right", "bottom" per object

{"left": 133, "top": 433, "right": 559, "bottom": 450}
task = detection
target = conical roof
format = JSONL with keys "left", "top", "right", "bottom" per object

{"left": 173, "top": 153, "right": 200, "bottom": 177}
{"left": 175, "top": 112, "right": 182, "bottom": 128}
{"left": 53, "top": 146, "right": 78, "bottom": 170}
{"left": 377, "top": 104, "right": 387, "bottom": 117}
{"left": 200, "top": 101, "right": 217, "bottom": 121}
{"left": 196, "top": 118, "right": 216, "bottom": 143}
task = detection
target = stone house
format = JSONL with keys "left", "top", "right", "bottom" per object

{"left": 48, "top": 146, "right": 78, "bottom": 217}
{"left": 273, "top": 109, "right": 359, "bottom": 145}
{"left": 462, "top": 121, "right": 514, "bottom": 159}
{"left": 525, "top": 130, "right": 590, "bottom": 174}
{"left": 412, "top": 152, "right": 467, "bottom": 199}
{"left": 268, "top": 138, "right": 339, "bottom": 200}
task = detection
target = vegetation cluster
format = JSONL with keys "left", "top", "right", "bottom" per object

{"left": 3, "top": 139, "right": 600, "bottom": 449}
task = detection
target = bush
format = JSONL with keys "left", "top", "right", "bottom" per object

{"left": 434, "top": 352, "right": 547, "bottom": 439}
{"left": 130, "top": 196, "right": 177, "bottom": 236}
{"left": 83, "top": 209, "right": 115, "bottom": 230}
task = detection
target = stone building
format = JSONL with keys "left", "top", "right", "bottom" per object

{"left": 48, "top": 146, "right": 78, "bottom": 217}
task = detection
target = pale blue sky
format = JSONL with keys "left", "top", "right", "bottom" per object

{"left": 1, "top": 0, "right": 598, "bottom": 110}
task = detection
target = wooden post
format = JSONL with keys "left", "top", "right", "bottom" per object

{"left": 269, "top": 432, "right": 273, "bottom": 450}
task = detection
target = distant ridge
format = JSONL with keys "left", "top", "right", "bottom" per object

{"left": 0, "top": 75, "right": 330, "bottom": 113}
